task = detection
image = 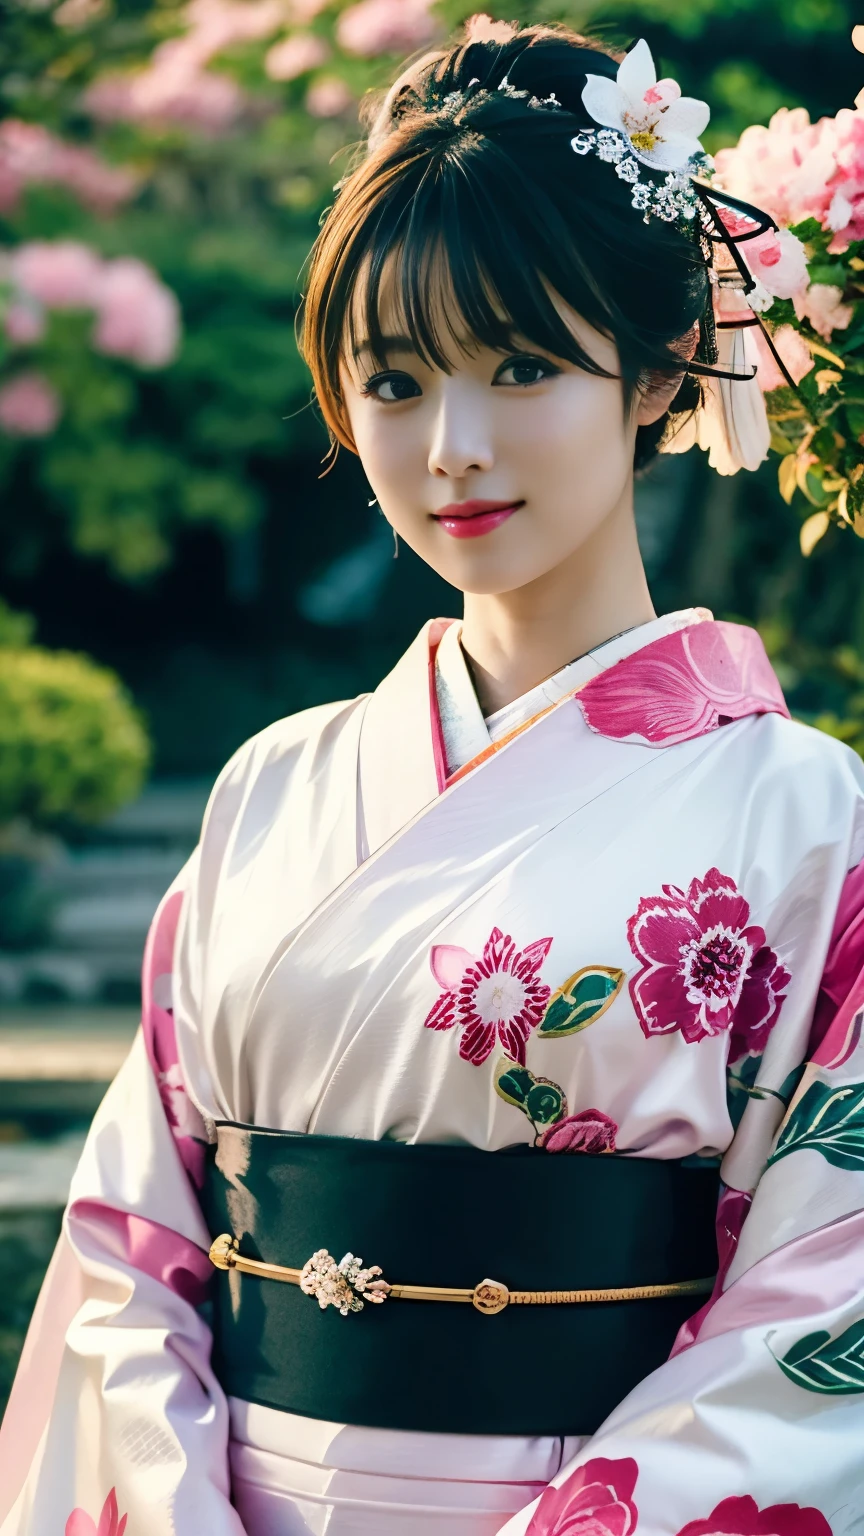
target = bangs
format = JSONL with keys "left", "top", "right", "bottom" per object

{"left": 345, "top": 154, "right": 618, "bottom": 385}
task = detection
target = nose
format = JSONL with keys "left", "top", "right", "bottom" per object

{"left": 427, "top": 381, "right": 494, "bottom": 480}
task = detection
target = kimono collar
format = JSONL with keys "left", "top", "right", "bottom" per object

{"left": 357, "top": 609, "right": 788, "bottom": 856}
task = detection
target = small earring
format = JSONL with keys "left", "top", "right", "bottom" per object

{"left": 368, "top": 496, "right": 378, "bottom": 507}
{"left": 392, "top": 527, "right": 399, "bottom": 559}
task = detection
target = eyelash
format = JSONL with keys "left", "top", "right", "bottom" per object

{"left": 359, "top": 354, "right": 560, "bottom": 402}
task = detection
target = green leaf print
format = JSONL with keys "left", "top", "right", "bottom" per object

{"left": 525, "top": 1081, "right": 565, "bottom": 1126}
{"left": 539, "top": 966, "right": 625, "bottom": 1038}
{"left": 768, "top": 1079, "right": 864, "bottom": 1172}
{"left": 494, "top": 1065, "right": 535, "bottom": 1110}
{"left": 494, "top": 1061, "right": 567, "bottom": 1133}
{"left": 770, "top": 1318, "right": 864, "bottom": 1394}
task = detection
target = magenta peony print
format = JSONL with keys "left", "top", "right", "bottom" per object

{"left": 538, "top": 1108, "right": 618, "bottom": 1154}
{"left": 675, "top": 1495, "right": 832, "bottom": 1536}
{"left": 526, "top": 1455, "right": 638, "bottom": 1536}
{"left": 627, "top": 868, "right": 790, "bottom": 1062}
{"left": 424, "top": 926, "right": 552, "bottom": 1066}
{"left": 66, "top": 1489, "right": 127, "bottom": 1536}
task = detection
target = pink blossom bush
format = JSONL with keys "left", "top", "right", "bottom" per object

{"left": 0, "top": 373, "right": 61, "bottom": 436}
{"left": 0, "top": 120, "right": 137, "bottom": 216}
{"left": 793, "top": 281, "right": 854, "bottom": 340}
{"left": 753, "top": 324, "right": 814, "bottom": 391}
{"left": 92, "top": 258, "right": 180, "bottom": 367}
{"left": 715, "top": 108, "right": 840, "bottom": 230}
{"left": 265, "top": 32, "right": 330, "bottom": 81}
{"left": 336, "top": 0, "right": 437, "bottom": 57}
{"left": 86, "top": 49, "right": 244, "bottom": 134}
{"left": 4, "top": 301, "right": 45, "bottom": 346}
{"left": 305, "top": 77, "right": 355, "bottom": 118}
{"left": 6, "top": 241, "right": 181, "bottom": 372}
{"left": 716, "top": 102, "right": 864, "bottom": 254}
{"left": 11, "top": 241, "right": 103, "bottom": 310}
{"left": 85, "top": 0, "right": 284, "bottom": 132}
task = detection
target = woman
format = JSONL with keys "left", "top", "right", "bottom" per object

{"left": 3, "top": 18, "right": 864, "bottom": 1536}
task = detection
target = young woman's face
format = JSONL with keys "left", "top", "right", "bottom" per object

{"left": 340, "top": 273, "right": 652, "bottom": 597}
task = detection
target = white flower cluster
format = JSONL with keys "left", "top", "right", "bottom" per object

{"left": 299, "top": 1247, "right": 390, "bottom": 1315}
{"left": 570, "top": 127, "right": 710, "bottom": 225}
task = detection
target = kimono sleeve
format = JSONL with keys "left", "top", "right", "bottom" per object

{"left": 0, "top": 870, "right": 245, "bottom": 1536}
{"left": 496, "top": 863, "right": 864, "bottom": 1536}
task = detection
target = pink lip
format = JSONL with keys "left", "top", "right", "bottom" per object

{"left": 432, "top": 498, "right": 523, "bottom": 540}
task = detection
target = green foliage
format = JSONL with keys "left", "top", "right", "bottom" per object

{"left": 768, "top": 1078, "right": 864, "bottom": 1171}
{"left": 760, "top": 622, "right": 864, "bottom": 760}
{"left": 0, "top": 639, "right": 150, "bottom": 826}
{"left": 770, "top": 1317, "right": 864, "bottom": 1393}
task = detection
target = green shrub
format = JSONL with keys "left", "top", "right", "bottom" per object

{"left": 0, "top": 644, "right": 150, "bottom": 827}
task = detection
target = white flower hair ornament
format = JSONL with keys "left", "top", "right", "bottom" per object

{"left": 582, "top": 38, "right": 710, "bottom": 172}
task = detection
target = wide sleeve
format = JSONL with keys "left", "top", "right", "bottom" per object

{"left": 0, "top": 873, "right": 245, "bottom": 1535}
{"left": 496, "top": 863, "right": 864, "bottom": 1536}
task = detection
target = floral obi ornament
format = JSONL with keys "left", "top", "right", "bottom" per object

{"left": 299, "top": 1248, "right": 390, "bottom": 1315}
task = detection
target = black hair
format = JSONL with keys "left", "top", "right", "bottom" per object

{"left": 299, "top": 20, "right": 708, "bottom": 470}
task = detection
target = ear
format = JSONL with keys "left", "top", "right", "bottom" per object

{"left": 635, "top": 322, "right": 699, "bottom": 426}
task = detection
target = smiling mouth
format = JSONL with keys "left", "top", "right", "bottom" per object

{"left": 431, "top": 500, "right": 524, "bottom": 540}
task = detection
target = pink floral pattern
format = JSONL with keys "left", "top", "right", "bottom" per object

{"left": 627, "top": 868, "right": 790, "bottom": 1062}
{"left": 675, "top": 1495, "right": 832, "bottom": 1536}
{"left": 424, "top": 926, "right": 552, "bottom": 1066}
{"left": 66, "top": 1489, "right": 127, "bottom": 1536}
{"left": 538, "top": 1109, "right": 618, "bottom": 1154}
{"left": 526, "top": 1455, "right": 638, "bottom": 1536}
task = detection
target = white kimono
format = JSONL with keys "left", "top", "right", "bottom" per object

{"left": 3, "top": 607, "right": 864, "bottom": 1536}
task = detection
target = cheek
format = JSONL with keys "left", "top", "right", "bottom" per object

{"left": 521, "top": 378, "right": 629, "bottom": 457}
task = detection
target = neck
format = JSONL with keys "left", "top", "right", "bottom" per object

{"left": 459, "top": 498, "right": 655, "bottom": 716}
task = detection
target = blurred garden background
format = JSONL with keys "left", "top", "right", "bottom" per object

{"left": 0, "top": 0, "right": 863, "bottom": 1411}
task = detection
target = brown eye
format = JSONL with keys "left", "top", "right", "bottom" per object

{"left": 495, "top": 356, "right": 558, "bottom": 387}
{"left": 363, "top": 372, "right": 422, "bottom": 402}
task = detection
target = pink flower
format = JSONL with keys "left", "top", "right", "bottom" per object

{"left": 85, "top": 40, "right": 246, "bottom": 134}
{"left": 753, "top": 323, "right": 814, "bottom": 391}
{"left": 336, "top": 0, "right": 437, "bottom": 57}
{"left": 66, "top": 1488, "right": 127, "bottom": 1536}
{"left": 0, "top": 120, "right": 137, "bottom": 216}
{"left": 92, "top": 257, "right": 180, "bottom": 367}
{"left": 265, "top": 32, "right": 329, "bottom": 80}
{"left": 4, "top": 300, "right": 45, "bottom": 345}
{"left": 305, "top": 76, "right": 355, "bottom": 118}
{"left": 793, "top": 282, "right": 854, "bottom": 341}
{"left": 424, "top": 926, "right": 553, "bottom": 1066}
{"left": 538, "top": 1109, "right": 618, "bottom": 1154}
{"left": 717, "top": 212, "right": 808, "bottom": 308}
{"left": 748, "top": 229, "right": 809, "bottom": 303}
{"left": 0, "top": 373, "right": 61, "bottom": 436}
{"left": 526, "top": 1456, "right": 638, "bottom": 1536}
{"left": 675, "top": 1495, "right": 832, "bottom": 1536}
{"left": 12, "top": 240, "right": 103, "bottom": 309}
{"left": 715, "top": 108, "right": 839, "bottom": 230}
{"left": 627, "top": 868, "right": 790, "bottom": 1062}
